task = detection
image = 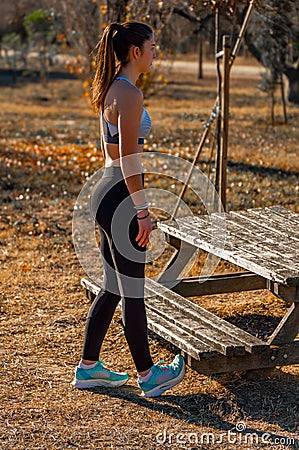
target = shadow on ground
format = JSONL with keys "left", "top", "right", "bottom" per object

{"left": 86, "top": 369, "right": 298, "bottom": 448}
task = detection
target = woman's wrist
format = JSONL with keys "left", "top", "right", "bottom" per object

{"left": 136, "top": 207, "right": 149, "bottom": 217}
{"left": 137, "top": 211, "right": 150, "bottom": 220}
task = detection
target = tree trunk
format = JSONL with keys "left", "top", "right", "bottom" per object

{"left": 284, "top": 65, "right": 299, "bottom": 104}
{"left": 280, "top": 74, "right": 287, "bottom": 124}
{"left": 271, "top": 88, "right": 275, "bottom": 126}
{"left": 40, "top": 39, "right": 48, "bottom": 87}
{"left": 198, "top": 31, "right": 203, "bottom": 79}
{"left": 106, "top": 0, "right": 129, "bottom": 22}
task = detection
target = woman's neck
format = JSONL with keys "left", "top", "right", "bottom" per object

{"left": 118, "top": 67, "right": 139, "bottom": 85}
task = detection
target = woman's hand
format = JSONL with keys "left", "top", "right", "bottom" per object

{"left": 135, "top": 210, "right": 152, "bottom": 247}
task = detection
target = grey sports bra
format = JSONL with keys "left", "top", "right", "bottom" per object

{"left": 101, "top": 76, "right": 151, "bottom": 145}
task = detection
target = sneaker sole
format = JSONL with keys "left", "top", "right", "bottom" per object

{"left": 141, "top": 360, "right": 186, "bottom": 398}
{"left": 71, "top": 377, "right": 129, "bottom": 389}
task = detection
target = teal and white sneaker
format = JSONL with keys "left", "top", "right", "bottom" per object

{"left": 138, "top": 355, "right": 185, "bottom": 398}
{"left": 71, "top": 360, "right": 129, "bottom": 389}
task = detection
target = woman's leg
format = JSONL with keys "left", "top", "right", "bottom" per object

{"left": 81, "top": 228, "right": 121, "bottom": 362}
{"left": 109, "top": 216, "right": 154, "bottom": 373}
{"left": 91, "top": 172, "right": 153, "bottom": 372}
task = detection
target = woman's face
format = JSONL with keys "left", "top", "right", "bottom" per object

{"left": 139, "top": 35, "right": 156, "bottom": 72}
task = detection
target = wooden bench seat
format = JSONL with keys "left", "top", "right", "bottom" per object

{"left": 81, "top": 277, "right": 276, "bottom": 374}
{"left": 144, "top": 278, "right": 267, "bottom": 356}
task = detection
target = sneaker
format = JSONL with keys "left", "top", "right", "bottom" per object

{"left": 71, "top": 360, "right": 129, "bottom": 389}
{"left": 138, "top": 355, "right": 185, "bottom": 398}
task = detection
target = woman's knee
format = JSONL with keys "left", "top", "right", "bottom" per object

{"left": 87, "top": 289, "right": 121, "bottom": 318}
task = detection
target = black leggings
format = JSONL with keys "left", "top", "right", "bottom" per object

{"left": 82, "top": 166, "right": 153, "bottom": 372}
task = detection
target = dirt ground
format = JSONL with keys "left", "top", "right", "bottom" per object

{"left": 0, "top": 63, "right": 298, "bottom": 450}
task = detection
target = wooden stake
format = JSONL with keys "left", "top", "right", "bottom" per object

{"left": 219, "top": 36, "right": 230, "bottom": 211}
{"left": 214, "top": 7, "right": 222, "bottom": 195}
{"left": 230, "top": 0, "right": 255, "bottom": 66}
{"left": 171, "top": 125, "right": 211, "bottom": 220}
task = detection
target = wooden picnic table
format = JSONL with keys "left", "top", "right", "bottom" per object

{"left": 81, "top": 205, "right": 299, "bottom": 377}
{"left": 155, "top": 205, "right": 299, "bottom": 375}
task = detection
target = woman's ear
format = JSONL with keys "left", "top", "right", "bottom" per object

{"left": 132, "top": 46, "right": 141, "bottom": 60}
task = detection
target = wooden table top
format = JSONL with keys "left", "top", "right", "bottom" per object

{"left": 158, "top": 206, "right": 299, "bottom": 286}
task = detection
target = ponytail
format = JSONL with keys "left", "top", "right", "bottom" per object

{"left": 91, "top": 23, "right": 122, "bottom": 114}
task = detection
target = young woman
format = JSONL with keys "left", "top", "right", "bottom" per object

{"left": 72, "top": 21, "right": 185, "bottom": 398}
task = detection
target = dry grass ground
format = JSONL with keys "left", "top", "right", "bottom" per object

{"left": 0, "top": 64, "right": 298, "bottom": 449}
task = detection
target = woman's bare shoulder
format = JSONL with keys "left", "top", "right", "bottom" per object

{"left": 114, "top": 81, "right": 143, "bottom": 113}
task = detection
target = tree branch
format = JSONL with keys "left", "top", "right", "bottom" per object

{"left": 173, "top": 7, "right": 200, "bottom": 23}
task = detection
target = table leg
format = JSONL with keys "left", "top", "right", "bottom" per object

{"left": 267, "top": 302, "right": 299, "bottom": 345}
{"left": 157, "top": 241, "right": 197, "bottom": 284}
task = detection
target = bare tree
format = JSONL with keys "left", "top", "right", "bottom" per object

{"left": 53, "top": 0, "right": 102, "bottom": 80}
{"left": 237, "top": 0, "right": 299, "bottom": 120}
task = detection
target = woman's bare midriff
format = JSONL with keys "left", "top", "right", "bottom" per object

{"left": 104, "top": 143, "right": 143, "bottom": 167}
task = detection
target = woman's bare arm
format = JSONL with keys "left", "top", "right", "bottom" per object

{"left": 117, "top": 84, "right": 147, "bottom": 205}
{"left": 117, "top": 82, "right": 152, "bottom": 247}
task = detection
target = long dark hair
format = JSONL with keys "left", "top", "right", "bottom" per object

{"left": 91, "top": 21, "right": 153, "bottom": 114}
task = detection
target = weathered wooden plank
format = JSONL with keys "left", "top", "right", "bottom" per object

{"left": 80, "top": 277, "right": 217, "bottom": 359}
{"left": 188, "top": 214, "right": 299, "bottom": 272}
{"left": 81, "top": 276, "right": 266, "bottom": 356}
{"left": 146, "top": 308, "right": 216, "bottom": 360}
{"left": 161, "top": 272, "right": 266, "bottom": 297}
{"left": 81, "top": 276, "right": 236, "bottom": 358}
{"left": 211, "top": 212, "right": 299, "bottom": 261}
{"left": 254, "top": 206, "right": 299, "bottom": 229}
{"left": 145, "top": 278, "right": 268, "bottom": 354}
{"left": 231, "top": 209, "right": 299, "bottom": 242}
{"left": 82, "top": 277, "right": 299, "bottom": 374}
{"left": 244, "top": 206, "right": 299, "bottom": 230}
{"left": 146, "top": 293, "right": 246, "bottom": 356}
{"left": 230, "top": 242, "right": 299, "bottom": 272}
{"left": 267, "top": 302, "right": 299, "bottom": 345}
{"left": 159, "top": 217, "right": 299, "bottom": 285}
{"left": 159, "top": 221, "right": 298, "bottom": 285}
{"left": 167, "top": 215, "right": 226, "bottom": 243}
{"left": 184, "top": 341, "right": 299, "bottom": 375}
{"left": 268, "top": 205, "right": 299, "bottom": 225}
{"left": 268, "top": 269, "right": 299, "bottom": 287}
